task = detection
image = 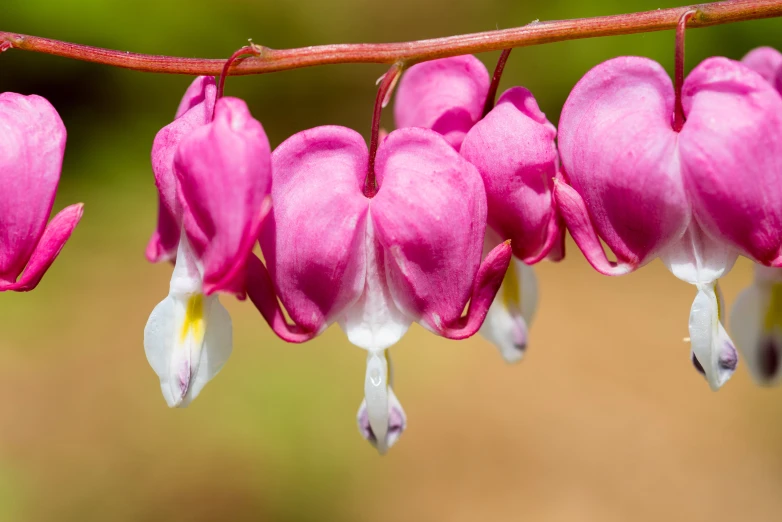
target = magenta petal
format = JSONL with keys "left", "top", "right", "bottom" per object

{"left": 176, "top": 76, "right": 216, "bottom": 118}
{"left": 174, "top": 96, "right": 271, "bottom": 298}
{"left": 393, "top": 55, "right": 489, "bottom": 150}
{"left": 440, "top": 240, "right": 512, "bottom": 339}
{"left": 0, "top": 203, "right": 83, "bottom": 292}
{"left": 144, "top": 198, "right": 180, "bottom": 263}
{"left": 679, "top": 57, "right": 782, "bottom": 265}
{"left": 147, "top": 76, "right": 217, "bottom": 263}
{"left": 246, "top": 254, "right": 319, "bottom": 343}
{"left": 742, "top": 47, "right": 782, "bottom": 87}
{"left": 0, "top": 93, "right": 66, "bottom": 281}
{"left": 553, "top": 180, "right": 632, "bottom": 275}
{"left": 260, "top": 126, "right": 369, "bottom": 333}
{"left": 460, "top": 87, "right": 561, "bottom": 263}
{"left": 372, "top": 128, "right": 487, "bottom": 333}
{"left": 558, "top": 57, "right": 689, "bottom": 269}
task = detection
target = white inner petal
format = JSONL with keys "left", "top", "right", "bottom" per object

{"left": 661, "top": 221, "right": 737, "bottom": 285}
{"left": 143, "top": 234, "right": 233, "bottom": 407}
{"left": 339, "top": 214, "right": 411, "bottom": 351}
{"left": 364, "top": 350, "right": 390, "bottom": 454}
{"left": 689, "top": 282, "right": 738, "bottom": 390}
{"left": 661, "top": 221, "right": 739, "bottom": 390}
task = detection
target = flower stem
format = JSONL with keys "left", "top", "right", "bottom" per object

{"left": 1, "top": 2, "right": 780, "bottom": 76}
{"left": 673, "top": 10, "right": 696, "bottom": 132}
{"left": 483, "top": 48, "right": 512, "bottom": 118}
{"left": 365, "top": 63, "right": 402, "bottom": 199}
{"left": 216, "top": 45, "right": 261, "bottom": 100}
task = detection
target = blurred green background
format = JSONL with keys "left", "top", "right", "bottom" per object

{"left": 1, "top": 1, "right": 782, "bottom": 521}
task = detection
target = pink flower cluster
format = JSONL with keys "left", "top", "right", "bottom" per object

{"left": 3, "top": 45, "right": 782, "bottom": 454}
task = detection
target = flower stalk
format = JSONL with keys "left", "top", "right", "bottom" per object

{"left": 1, "top": 1, "right": 781, "bottom": 76}
{"left": 673, "top": 10, "right": 697, "bottom": 132}
{"left": 365, "top": 63, "right": 402, "bottom": 198}
{"left": 482, "top": 48, "right": 512, "bottom": 117}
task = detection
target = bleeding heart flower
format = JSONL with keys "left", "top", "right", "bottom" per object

{"left": 144, "top": 91, "right": 272, "bottom": 407}
{"left": 731, "top": 265, "right": 782, "bottom": 386}
{"left": 0, "top": 92, "right": 83, "bottom": 292}
{"left": 742, "top": 46, "right": 782, "bottom": 94}
{"left": 248, "top": 125, "right": 510, "bottom": 452}
{"left": 393, "top": 55, "right": 563, "bottom": 362}
{"left": 555, "top": 56, "right": 782, "bottom": 390}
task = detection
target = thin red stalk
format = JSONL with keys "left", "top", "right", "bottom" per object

{"left": 673, "top": 10, "right": 696, "bottom": 132}
{"left": 217, "top": 45, "right": 260, "bottom": 99}
{"left": 1, "top": 2, "right": 780, "bottom": 75}
{"left": 483, "top": 48, "right": 512, "bottom": 117}
{"left": 365, "top": 64, "right": 402, "bottom": 199}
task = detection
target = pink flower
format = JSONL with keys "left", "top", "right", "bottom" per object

{"left": 248, "top": 125, "right": 510, "bottom": 452}
{"left": 742, "top": 46, "right": 782, "bottom": 94}
{"left": 555, "top": 56, "right": 782, "bottom": 390}
{"left": 144, "top": 85, "right": 272, "bottom": 408}
{"left": 0, "top": 93, "right": 83, "bottom": 292}
{"left": 393, "top": 56, "right": 563, "bottom": 362}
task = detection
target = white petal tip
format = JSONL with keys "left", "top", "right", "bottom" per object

{"left": 690, "top": 340, "right": 738, "bottom": 391}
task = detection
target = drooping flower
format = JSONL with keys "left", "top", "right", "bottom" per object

{"left": 393, "top": 55, "right": 563, "bottom": 362}
{"left": 555, "top": 56, "right": 782, "bottom": 390}
{"left": 144, "top": 87, "right": 272, "bottom": 407}
{"left": 731, "top": 265, "right": 782, "bottom": 386}
{"left": 248, "top": 125, "right": 511, "bottom": 452}
{"left": 742, "top": 46, "right": 782, "bottom": 94}
{"left": 0, "top": 92, "right": 83, "bottom": 292}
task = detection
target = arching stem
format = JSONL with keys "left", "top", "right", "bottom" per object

{"left": 216, "top": 45, "right": 262, "bottom": 101}
{"left": 673, "top": 10, "right": 696, "bottom": 132}
{"left": 482, "top": 48, "right": 512, "bottom": 117}
{"left": 365, "top": 63, "right": 402, "bottom": 199}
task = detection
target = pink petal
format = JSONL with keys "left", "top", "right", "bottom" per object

{"left": 259, "top": 126, "right": 369, "bottom": 333}
{"left": 679, "top": 57, "right": 782, "bottom": 266}
{"left": 245, "top": 254, "right": 319, "bottom": 343}
{"left": 393, "top": 55, "right": 489, "bottom": 150}
{"left": 460, "top": 86, "right": 562, "bottom": 263}
{"left": 174, "top": 96, "right": 271, "bottom": 298}
{"left": 176, "top": 76, "right": 216, "bottom": 118}
{"left": 0, "top": 203, "right": 83, "bottom": 291}
{"left": 741, "top": 47, "right": 782, "bottom": 87}
{"left": 147, "top": 76, "right": 216, "bottom": 263}
{"left": 0, "top": 93, "right": 66, "bottom": 281}
{"left": 557, "top": 57, "right": 689, "bottom": 271}
{"left": 553, "top": 180, "right": 632, "bottom": 276}
{"left": 439, "top": 240, "right": 512, "bottom": 339}
{"left": 371, "top": 128, "right": 490, "bottom": 335}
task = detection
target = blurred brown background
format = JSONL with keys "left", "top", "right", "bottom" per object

{"left": 1, "top": 0, "right": 782, "bottom": 521}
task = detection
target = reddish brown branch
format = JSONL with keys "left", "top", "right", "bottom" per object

{"left": 1, "top": 1, "right": 781, "bottom": 76}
